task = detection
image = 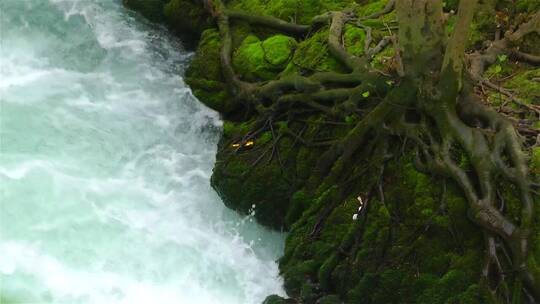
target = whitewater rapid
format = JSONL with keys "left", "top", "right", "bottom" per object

{"left": 0, "top": 0, "right": 285, "bottom": 303}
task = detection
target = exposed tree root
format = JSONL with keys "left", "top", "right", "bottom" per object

{"left": 479, "top": 78, "right": 540, "bottom": 117}
{"left": 468, "top": 10, "right": 540, "bottom": 82}
{"left": 512, "top": 49, "right": 540, "bottom": 65}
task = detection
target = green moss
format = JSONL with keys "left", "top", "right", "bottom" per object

{"left": 416, "top": 270, "right": 477, "bottom": 304}
{"left": 318, "top": 253, "right": 339, "bottom": 291}
{"left": 532, "top": 147, "right": 540, "bottom": 176}
{"left": 124, "top": 0, "right": 167, "bottom": 22}
{"left": 187, "top": 79, "right": 235, "bottom": 113}
{"left": 285, "top": 190, "right": 310, "bottom": 227}
{"left": 186, "top": 29, "right": 222, "bottom": 80}
{"left": 504, "top": 68, "right": 540, "bottom": 105}
{"left": 521, "top": 33, "right": 540, "bottom": 54}
{"left": 222, "top": 120, "right": 252, "bottom": 138}
{"left": 257, "top": 131, "right": 273, "bottom": 145}
{"left": 233, "top": 34, "right": 297, "bottom": 81}
{"left": 212, "top": 119, "right": 305, "bottom": 229}
{"left": 487, "top": 67, "right": 540, "bottom": 116}
{"left": 185, "top": 29, "right": 240, "bottom": 113}
{"left": 228, "top": 0, "right": 351, "bottom": 25}
{"left": 468, "top": 2, "right": 497, "bottom": 47}
{"left": 295, "top": 146, "right": 318, "bottom": 180}
{"left": 348, "top": 273, "right": 379, "bottom": 303}
{"left": 455, "top": 285, "right": 485, "bottom": 304}
{"left": 317, "top": 294, "right": 341, "bottom": 304}
{"left": 262, "top": 295, "right": 290, "bottom": 304}
{"left": 370, "top": 45, "right": 394, "bottom": 70}
{"left": 355, "top": 0, "right": 387, "bottom": 17}
{"left": 343, "top": 24, "right": 366, "bottom": 57}
{"left": 515, "top": 0, "right": 540, "bottom": 13}
{"left": 280, "top": 155, "right": 482, "bottom": 302}
{"left": 163, "top": 0, "right": 211, "bottom": 36}
{"left": 467, "top": 23, "right": 484, "bottom": 48}
{"left": 483, "top": 58, "right": 517, "bottom": 81}
{"left": 263, "top": 35, "right": 297, "bottom": 65}
{"left": 228, "top": 0, "right": 309, "bottom": 24}
{"left": 283, "top": 259, "right": 319, "bottom": 293}
{"left": 213, "top": 158, "right": 293, "bottom": 228}
{"left": 292, "top": 29, "right": 345, "bottom": 73}
{"left": 166, "top": 1, "right": 540, "bottom": 303}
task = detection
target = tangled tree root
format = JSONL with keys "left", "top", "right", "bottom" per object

{"left": 201, "top": 0, "right": 540, "bottom": 301}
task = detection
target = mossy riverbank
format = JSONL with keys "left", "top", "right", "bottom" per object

{"left": 125, "top": 0, "right": 540, "bottom": 303}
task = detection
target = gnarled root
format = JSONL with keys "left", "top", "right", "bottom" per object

{"left": 385, "top": 84, "right": 539, "bottom": 301}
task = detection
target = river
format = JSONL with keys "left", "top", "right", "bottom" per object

{"left": 0, "top": 0, "right": 285, "bottom": 303}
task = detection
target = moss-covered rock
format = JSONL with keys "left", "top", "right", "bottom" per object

{"left": 262, "top": 295, "right": 294, "bottom": 304}
{"left": 125, "top": 0, "right": 212, "bottom": 47}
{"left": 273, "top": 153, "right": 494, "bottom": 303}
{"left": 233, "top": 34, "right": 298, "bottom": 81}
{"left": 212, "top": 157, "right": 294, "bottom": 228}
{"left": 163, "top": 0, "right": 212, "bottom": 38}
{"left": 211, "top": 119, "right": 304, "bottom": 229}
{"left": 126, "top": 0, "right": 540, "bottom": 303}
{"left": 185, "top": 29, "right": 239, "bottom": 114}
{"left": 123, "top": 0, "right": 168, "bottom": 22}
{"left": 292, "top": 29, "right": 345, "bottom": 73}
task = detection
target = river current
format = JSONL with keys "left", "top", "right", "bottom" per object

{"left": 0, "top": 0, "right": 285, "bottom": 303}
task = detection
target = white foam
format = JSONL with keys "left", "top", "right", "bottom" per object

{"left": 0, "top": 159, "right": 54, "bottom": 180}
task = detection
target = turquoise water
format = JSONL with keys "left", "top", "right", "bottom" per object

{"left": 0, "top": 0, "right": 285, "bottom": 303}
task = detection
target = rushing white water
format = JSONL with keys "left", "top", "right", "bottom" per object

{"left": 0, "top": 0, "right": 286, "bottom": 303}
